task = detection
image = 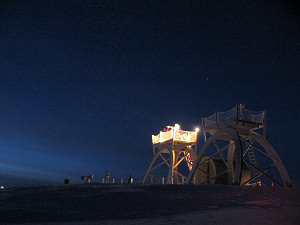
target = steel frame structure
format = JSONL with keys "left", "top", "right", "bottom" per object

{"left": 142, "top": 125, "right": 199, "bottom": 184}
{"left": 186, "top": 105, "right": 292, "bottom": 187}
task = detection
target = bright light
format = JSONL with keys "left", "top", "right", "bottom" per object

{"left": 0, "top": 186, "right": 4, "bottom": 190}
{"left": 195, "top": 127, "right": 200, "bottom": 132}
{"left": 174, "top": 124, "right": 180, "bottom": 131}
{"left": 152, "top": 124, "right": 198, "bottom": 144}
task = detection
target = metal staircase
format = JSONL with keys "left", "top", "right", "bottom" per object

{"left": 247, "top": 147, "right": 261, "bottom": 186}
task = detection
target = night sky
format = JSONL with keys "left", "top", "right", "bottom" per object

{"left": 0, "top": 1, "right": 299, "bottom": 187}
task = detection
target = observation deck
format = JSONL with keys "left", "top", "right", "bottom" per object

{"left": 152, "top": 124, "right": 199, "bottom": 146}
{"left": 202, "top": 105, "right": 266, "bottom": 135}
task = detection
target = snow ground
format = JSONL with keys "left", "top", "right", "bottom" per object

{"left": 1, "top": 184, "right": 299, "bottom": 225}
{"left": 21, "top": 207, "right": 300, "bottom": 225}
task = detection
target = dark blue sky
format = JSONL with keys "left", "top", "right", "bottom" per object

{"left": 0, "top": 1, "right": 299, "bottom": 187}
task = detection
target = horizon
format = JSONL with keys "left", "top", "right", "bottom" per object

{"left": 0, "top": 1, "right": 299, "bottom": 188}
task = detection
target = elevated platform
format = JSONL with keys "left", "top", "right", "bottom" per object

{"left": 152, "top": 124, "right": 198, "bottom": 146}
{"left": 145, "top": 105, "right": 291, "bottom": 188}
{"left": 202, "top": 105, "right": 266, "bottom": 135}
{"left": 143, "top": 124, "right": 200, "bottom": 184}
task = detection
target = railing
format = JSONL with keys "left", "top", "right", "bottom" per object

{"left": 152, "top": 129, "right": 197, "bottom": 144}
{"left": 202, "top": 105, "right": 266, "bottom": 129}
{"left": 174, "top": 130, "right": 197, "bottom": 143}
{"left": 152, "top": 135, "right": 160, "bottom": 144}
{"left": 161, "top": 129, "right": 173, "bottom": 142}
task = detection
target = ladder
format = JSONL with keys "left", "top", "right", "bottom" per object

{"left": 248, "top": 146, "right": 261, "bottom": 186}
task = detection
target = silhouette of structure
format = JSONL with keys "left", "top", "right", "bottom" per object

{"left": 143, "top": 105, "right": 292, "bottom": 187}
{"left": 105, "top": 169, "right": 110, "bottom": 184}
{"left": 187, "top": 104, "right": 292, "bottom": 187}
{"left": 81, "top": 174, "right": 94, "bottom": 184}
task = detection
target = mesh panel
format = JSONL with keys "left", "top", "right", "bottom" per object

{"left": 152, "top": 129, "right": 197, "bottom": 144}
{"left": 203, "top": 106, "right": 265, "bottom": 129}
{"left": 203, "top": 113, "right": 217, "bottom": 128}
{"left": 217, "top": 107, "right": 237, "bottom": 123}
{"left": 152, "top": 135, "right": 160, "bottom": 144}
{"left": 240, "top": 109, "right": 265, "bottom": 124}
{"left": 160, "top": 130, "right": 172, "bottom": 142}
{"left": 188, "top": 132, "right": 197, "bottom": 142}
{"left": 174, "top": 130, "right": 197, "bottom": 142}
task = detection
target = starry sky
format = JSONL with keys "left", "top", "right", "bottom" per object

{"left": 0, "top": 1, "right": 299, "bottom": 187}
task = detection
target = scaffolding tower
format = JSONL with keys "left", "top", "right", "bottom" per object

{"left": 186, "top": 104, "right": 292, "bottom": 187}
{"left": 142, "top": 124, "right": 199, "bottom": 184}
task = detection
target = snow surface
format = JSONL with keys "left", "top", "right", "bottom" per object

{"left": 0, "top": 184, "right": 299, "bottom": 224}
